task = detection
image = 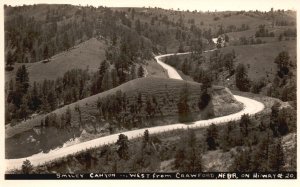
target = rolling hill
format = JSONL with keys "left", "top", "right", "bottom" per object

{"left": 6, "top": 77, "right": 242, "bottom": 158}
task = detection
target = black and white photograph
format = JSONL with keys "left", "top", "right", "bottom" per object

{"left": 1, "top": 0, "right": 298, "bottom": 183}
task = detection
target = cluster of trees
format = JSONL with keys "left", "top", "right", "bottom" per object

{"left": 230, "top": 136, "right": 285, "bottom": 172}
{"left": 208, "top": 110, "right": 295, "bottom": 172}
{"left": 269, "top": 102, "right": 296, "bottom": 137}
{"left": 5, "top": 59, "right": 145, "bottom": 124}
{"left": 278, "top": 28, "right": 297, "bottom": 41}
{"left": 235, "top": 63, "right": 251, "bottom": 92}
{"left": 164, "top": 50, "right": 235, "bottom": 85}
{"left": 6, "top": 67, "right": 90, "bottom": 123}
{"left": 216, "top": 24, "right": 250, "bottom": 36}
{"left": 95, "top": 90, "right": 163, "bottom": 130}
{"left": 255, "top": 25, "right": 275, "bottom": 37}
{"left": 237, "top": 36, "right": 265, "bottom": 46}
{"left": 267, "top": 51, "right": 296, "bottom": 102}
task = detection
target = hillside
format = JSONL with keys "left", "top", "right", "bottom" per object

{"left": 163, "top": 40, "right": 296, "bottom": 93}
{"left": 220, "top": 40, "right": 297, "bottom": 81}
{"left": 6, "top": 77, "right": 242, "bottom": 158}
{"left": 5, "top": 38, "right": 108, "bottom": 83}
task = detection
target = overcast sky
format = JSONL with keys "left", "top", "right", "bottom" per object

{"left": 3, "top": 0, "right": 298, "bottom": 11}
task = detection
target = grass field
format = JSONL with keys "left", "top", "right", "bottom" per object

{"left": 5, "top": 38, "right": 108, "bottom": 83}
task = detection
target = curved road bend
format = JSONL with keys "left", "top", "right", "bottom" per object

{"left": 6, "top": 51, "right": 264, "bottom": 171}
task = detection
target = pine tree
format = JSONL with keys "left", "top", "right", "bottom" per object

{"left": 135, "top": 19, "right": 141, "bottom": 35}
{"left": 143, "top": 129, "right": 150, "bottom": 143}
{"left": 177, "top": 83, "right": 192, "bottom": 122}
{"left": 65, "top": 107, "right": 72, "bottom": 126}
{"left": 101, "top": 71, "right": 112, "bottom": 91}
{"left": 178, "top": 42, "right": 184, "bottom": 53}
{"left": 47, "top": 90, "right": 57, "bottom": 111}
{"left": 19, "top": 96, "right": 30, "bottom": 120}
{"left": 116, "top": 134, "right": 129, "bottom": 160}
{"left": 29, "top": 82, "right": 41, "bottom": 111}
{"left": 15, "top": 65, "right": 30, "bottom": 94}
{"left": 138, "top": 65, "right": 144, "bottom": 78}
{"left": 63, "top": 32, "right": 70, "bottom": 50}
{"left": 240, "top": 114, "right": 251, "bottom": 137}
{"left": 43, "top": 45, "right": 49, "bottom": 60}
{"left": 206, "top": 123, "right": 218, "bottom": 150}
{"left": 21, "top": 159, "right": 33, "bottom": 174}
{"left": 181, "top": 58, "right": 188, "bottom": 74}
{"left": 268, "top": 138, "right": 285, "bottom": 171}
{"left": 130, "top": 65, "right": 137, "bottom": 80}
{"left": 13, "top": 65, "right": 29, "bottom": 109}
{"left": 235, "top": 63, "right": 250, "bottom": 91}
{"left": 6, "top": 50, "right": 14, "bottom": 70}
{"left": 174, "top": 130, "right": 203, "bottom": 172}
{"left": 274, "top": 51, "right": 290, "bottom": 76}
{"left": 111, "top": 68, "right": 119, "bottom": 88}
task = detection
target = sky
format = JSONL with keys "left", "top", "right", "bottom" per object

{"left": 3, "top": 0, "right": 299, "bottom": 11}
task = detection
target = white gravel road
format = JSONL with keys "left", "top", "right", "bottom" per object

{"left": 6, "top": 51, "right": 264, "bottom": 171}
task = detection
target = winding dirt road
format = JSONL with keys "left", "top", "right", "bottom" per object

{"left": 6, "top": 52, "right": 264, "bottom": 171}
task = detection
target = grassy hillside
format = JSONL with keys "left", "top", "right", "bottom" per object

{"left": 220, "top": 40, "right": 296, "bottom": 82}
{"left": 5, "top": 38, "right": 107, "bottom": 83}
{"left": 6, "top": 77, "right": 242, "bottom": 158}
{"left": 172, "top": 40, "right": 296, "bottom": 83}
